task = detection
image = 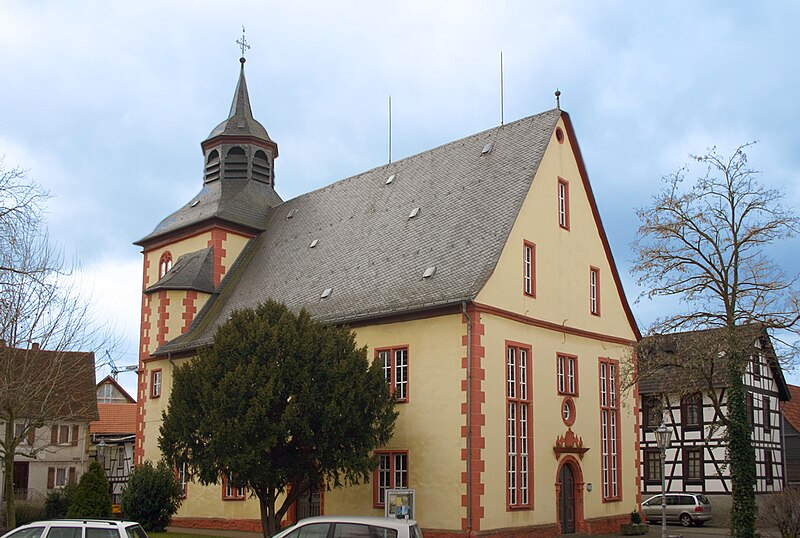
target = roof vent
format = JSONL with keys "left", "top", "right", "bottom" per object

{"left": 287, "top": 209, "right": 297, "bottom": 219}
{"left": 481, "top": 143, "right": 493, "bottom": 155}
{"left": 422, "top": 266, "right": 436, "bottom": 279}
{"left": 321, "top": 288, "right": 332, "bottom": 299}
{"left": 386, "top": 174, "right": 396, "bottom": 185}
{"left": 190, "top": 200, "right": 200, "bottom": 207}
{"left": 408, "top": 207, "right": 420, "bottom": 219}
{"left": 309, "top": 239, "right": 319, "bottom": 248}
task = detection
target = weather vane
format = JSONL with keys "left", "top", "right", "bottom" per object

{"left": 236, "top": 26, "right": 251, "bottom": 59}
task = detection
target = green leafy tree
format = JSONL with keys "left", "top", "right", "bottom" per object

{"left": 632, "top": 144, "right": 800, "bottom": 538}
{"left": 159, "top": 300, "right": 397, "bottom": 537}
{"left": 66, "top": 461, "right": 112, "bottom": 518}
{"left": 119, "top": 461, "right": 183, "bottom": 532}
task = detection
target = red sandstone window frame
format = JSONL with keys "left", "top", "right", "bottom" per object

{"left": 557, "top": 178, "right": 570, "bottom": 230}
{"left": 598, "top": 357, "right": 621, "bottom": 502}
{"left": 373, "top": 450, "right": 409, "bottom": 508}
{"left": 158, "top": 251, "right": 173, "bottom": 279}
{"left": 376, "top": 346, "right": 409, "bottom": 403}
{"left": 506, "top": 340, "right": 533, "bottom": 511}
{"left": 589, "top": 266, "right": 600, "bottom": 316}
{"left": 222, "top": 472, "right": 246, "bottom": 500}
{"left": 523, "top": 241, "right": 536, "bottom": 298}
{"left": 556, "top": 353, "right": 579, "bottom": 396}
{"left": 151, "top": 369, "right": 162, "bottom": 399}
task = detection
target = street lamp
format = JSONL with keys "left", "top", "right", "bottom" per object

{"left": 654, "top": 422, "right": 672, "bottom": 538}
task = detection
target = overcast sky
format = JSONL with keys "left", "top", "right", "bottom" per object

{"left": 2, "top": 1, "right": 799, "bottom": 396}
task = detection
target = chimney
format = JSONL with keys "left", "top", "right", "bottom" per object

{"left": 31, "top": 342, "right": 40, "bottom": 351}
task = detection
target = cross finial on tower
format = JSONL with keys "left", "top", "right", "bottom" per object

{"left": 555, "top": 88, "right": 561, "bottom": 110}
{"left": 236, "top": 26, "right": 251, "bottom": 60}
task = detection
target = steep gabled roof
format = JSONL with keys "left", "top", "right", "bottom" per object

{"left": 638, "top": 325, "right": 790, "bottom": 400}
{"left": 90, "top": 402, "right": 137, "bottom": 435}
{"left": 157, "top": 109, "right": 562, "bottom": 354}
{"left": 96, "top": 375, "right": 136, "bottom": 403}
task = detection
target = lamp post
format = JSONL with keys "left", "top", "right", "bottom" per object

{"left": 654, "top": 422, "right": 672, "bottom": 538}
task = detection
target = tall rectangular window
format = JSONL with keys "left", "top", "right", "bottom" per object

{"left": 599, "top": 358, "right": 620, "bottom": 500}
{"left": 507, "top": 343, "right": 532, "bottom": 509}
{"left": 681, "top": 393, "right": 703, "bottom": 429}
{"left": 684, "top": 448, "right": 703, "bottom": 483}
{"left": 557, "top": 178, "right": 570, "bottom": 230}
{"left": 590, "top": 267, "right": 600, "bottom": 315}
{"left": 373, "top": 451, "right": 408, "bottom": 507}
{"left": 765, "top": 450, "right": 774, "bottom": 485}
{"left": 177, "top": 462, "right": 188, "bottom": 498}
{"left": 764, "top": 397, "right": 771, "bottom": 432}
{"left": 523, "top": 241, "right": 536, "bottom": 297}
{"left": 377, "top": 347, "right": 409, "bottom": 402}
{"left": 151, "top": 370, "right": 162, "bottom": 399}
{"left": 644, "top": 449, "right": 661, "bottom": 484}
{"left": 557, "top": 354, "right": 578, "bottom": 395}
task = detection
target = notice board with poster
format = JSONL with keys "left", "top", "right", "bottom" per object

{"left": 385, "top": 489, "right": 416, "bottom": 520}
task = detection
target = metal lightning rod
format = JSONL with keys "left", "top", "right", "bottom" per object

{"left": 500, "top": 51, "right": 505, "bottom": 125}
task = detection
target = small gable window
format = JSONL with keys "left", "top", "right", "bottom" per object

{"left": 590, "top": 266, "right": 600, "bottom": 316}
{"left": 557, "top": 177, "right": 570, "bottom": 230}
{"left": 159, "top": 252, "right": 173, "bottom": 279}
{"left": 523, "top": 241, "right": 536, "bottom": 297}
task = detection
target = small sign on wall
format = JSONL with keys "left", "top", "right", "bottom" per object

{"left": 385, "top": 489, "right": 416, "bottom": 520}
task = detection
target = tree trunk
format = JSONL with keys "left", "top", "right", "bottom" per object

{"left": 3, "top": 419, "right": 16, "bottom": 529}
{"left": 727, "top": 350, "right": 756, "bottom": 538}
{"left": 257, "top": 487, "right": 279, "bottom": 538}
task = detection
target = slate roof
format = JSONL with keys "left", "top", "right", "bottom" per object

{"left": 157, "top": 109, "right": 562, "bottom": 355}
{"left": 90, "top": 402, "right": 137, "bottom": 435}
{"left": 146, "top": 247, "right": 215, "bottom": 294}
{"left": 135, "top": 176, "right": 283, "bottom": 245}
{"left": 638, "top": 325, "right": 790, "bottom": 400}
{"left": 783, "top": 384, "right": 800, "bottom": 432}
{"left": 0, "top": 343, "right": 98, "bottom": 421}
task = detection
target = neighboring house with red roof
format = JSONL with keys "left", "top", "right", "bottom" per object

{"left": 91, "top": 376, "right": 137, "bottom": 506}
{"left": 781, "top": 384, "right": 800, "bottom": 485}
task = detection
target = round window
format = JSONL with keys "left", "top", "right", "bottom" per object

{"left": 561, "top": 397, "right": 576, "bottom": 426}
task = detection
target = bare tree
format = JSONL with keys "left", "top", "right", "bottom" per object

{"left": 1, "top": 158, "right": 105, "bottom": 528}
{"left": 632, "top": 143, "right": 800, "bottom": 538}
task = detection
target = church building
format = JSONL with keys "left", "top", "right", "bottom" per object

{"left": 134, "top": 55, "right": 641, "bottom": 537}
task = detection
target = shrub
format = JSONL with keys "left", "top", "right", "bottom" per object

{"left": 67, "top": 461, "right": 112, "bottom": 518}
{"left": 120, "top": 461, "right": 183, "bottom": 532}
{"left": 15, "top": 501, "right": 46, "bottom": 525}
{"left": 44, "top": 484, "right": 77, "bottom": 518}
{"left": 759, "top": 487, "right": 800, "bottom": 538}
{"left": 631, "top": 510, "right": 642, "bottom": 524}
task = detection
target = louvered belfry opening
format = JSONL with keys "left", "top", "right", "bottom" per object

{"left": 252, "top": 150, "right": 271, "bottom": 184}
{"left": 224, "top": 146, "right": 248, "bottom": 180}
{"left": 205, "top": 149, "right": 221, "bottom": 182}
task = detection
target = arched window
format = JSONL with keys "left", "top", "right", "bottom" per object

{"left": 159, "top": 251, "right": 173, "bottom": 279}
{"left": 224, "top": 146, "right": 247, "bottom": 180}
{"left": 205, "top": 149, "right": 220, "bottom": 182}
{"left": 252, "top": 150, "right": 271, "bottom": 184}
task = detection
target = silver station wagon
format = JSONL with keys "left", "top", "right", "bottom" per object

{"left": 641, "top": 493, "right": 713, "bottom": 527}
{"left": 271, "top": 516, "right": 423, "bottom": 538}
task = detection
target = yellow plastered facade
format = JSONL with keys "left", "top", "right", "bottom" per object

{"left": 137, "top": 116, "right": 639, "bottom": 534}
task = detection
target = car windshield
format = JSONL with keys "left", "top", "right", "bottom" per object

{"left": 4, "top": 528, "right": 46, "bottom": 538}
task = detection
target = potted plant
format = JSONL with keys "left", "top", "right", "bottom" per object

{"left": 621, "top": 510, "right": 649, "bottom": 535}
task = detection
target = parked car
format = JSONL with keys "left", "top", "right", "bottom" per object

{"left": 641, "top": 493, "right": 713, "bottom": 527}
{"left": 0, "top": 520, "right": 148, "bottom": 538}
{"left": 271, "top": 516, "right": 423, "bottom": 538}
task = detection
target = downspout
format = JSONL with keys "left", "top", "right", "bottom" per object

{"left": 462, "top": 301, "right": 472, "bottom": 534}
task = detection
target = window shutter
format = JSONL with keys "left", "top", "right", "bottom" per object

{"left": 68, "top": 467, "right": 77, "bottom": 485}
{"left": 51, "top": 425, "right": 58, "bottom": 444}
{"left": 47, "top": 467, "right": 55, "bottom": 489}
{"left": 71, "top": 425, "right": 79, "bottom": 446}
{"left": 28, "top": 427, "right": 35, "bottom": 445}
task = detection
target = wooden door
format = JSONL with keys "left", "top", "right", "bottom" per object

{"left": 13, "top": 462, "right": 29, "bottom": 500}
{"left": 559, "top": 464, "right": 575, "bottom": 534}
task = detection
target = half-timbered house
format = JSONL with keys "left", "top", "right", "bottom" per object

{"left": 638, "top": 326, "right": 790, "bottom": 496}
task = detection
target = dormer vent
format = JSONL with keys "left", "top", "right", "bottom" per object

{"left": 481, "top": 143, "right": 493, "bottom": 155}
{"left": 386, "top": 174, "right": 396, "bottom": 185}
{"left": 309, "top": 239, "right": 318, "bottom": 248}
{"left": 422, "top": 266, "right": 436, "bottom": 279}
{"left": 321, "top": 288, "right": 332, "bottom": 299}
{"left": 287, "top": 208, "right": 297, "bottom": 219}
{"left": 409, "top": 207, "right": 420, "bottom": 219}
